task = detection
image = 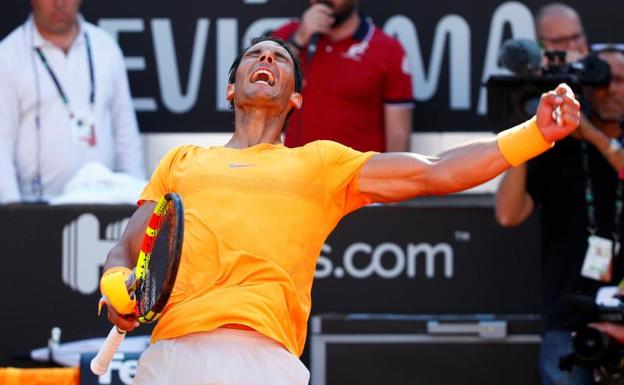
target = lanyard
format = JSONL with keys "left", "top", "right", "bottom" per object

{"left": 30, "top": 29, "right": 95, "bottom": 201}
{"left": 34, "top": 32, "right": 95, "bottom": 109}
{"left": 581, "top": 141, "right": 624, "bottom": 254}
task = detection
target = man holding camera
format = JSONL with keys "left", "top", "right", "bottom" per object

{"left": 496, "top": 47, "right": 624, "bottom": 385}
{"left": 536, "top": 3, "right": 589, "bottom": 63}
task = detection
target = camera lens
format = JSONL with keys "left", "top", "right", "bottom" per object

{"left": 521, "top": 97, "right": 540, "bottom": 118}
{"left": 573, "top": 327, "right": 610, "bottom": 363}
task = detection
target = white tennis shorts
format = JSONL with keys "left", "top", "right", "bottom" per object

{"left": 132, "top": 328, "right": 310, "bottom": 385}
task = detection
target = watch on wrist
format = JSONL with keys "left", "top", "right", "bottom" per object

{"left": 608, "top": 138, "right": 622, "bottom": 154}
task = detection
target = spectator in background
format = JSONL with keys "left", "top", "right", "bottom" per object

{"left": 273, "top": 0, "right": 413, "bottom": 152}
{"left": 0, "top": 0, "right": 145, "bottom": 204}
{"left": 495, "top": 48, "right": 624, "bottom": 385}
{"left": 536, "top": 2, "right": 589, "bottom": 63}
{"left": 498, "top": 7, "right": 623, "bottom": 385}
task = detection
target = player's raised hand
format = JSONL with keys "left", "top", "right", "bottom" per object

{"left": 536, "top": 83, "right": 581, "bottom": 142}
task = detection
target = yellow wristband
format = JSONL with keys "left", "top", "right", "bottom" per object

{"left": 497, "top": 117, "right": 554, "bottom": 167}
{"left": 100, "top": 267, "right": 136, "bottom": 315}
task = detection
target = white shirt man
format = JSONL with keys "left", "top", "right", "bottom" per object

{"left": 0, "top": 15, "right": 145, "bottom": 203}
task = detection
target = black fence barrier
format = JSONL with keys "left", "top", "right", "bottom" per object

{"left": 0, "top": 195, "right": 540, "bottom": 368}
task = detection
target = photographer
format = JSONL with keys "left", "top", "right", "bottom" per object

{"left": 495, "top": 47, "right": 624, "bottom": 385}
{"left": 536, "top": 3, "right": 588, "bottom": 63}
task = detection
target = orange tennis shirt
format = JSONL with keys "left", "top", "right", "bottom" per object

{"left": 139, "top": 140, "right": 377, "bottom": 356}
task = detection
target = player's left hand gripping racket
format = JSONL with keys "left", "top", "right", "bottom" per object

{"left": 90, "top": 192, "right": 184, "bottom": 375}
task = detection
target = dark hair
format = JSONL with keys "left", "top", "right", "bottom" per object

{"left": 227, "top": 36, "right": 302, "bottom": 110}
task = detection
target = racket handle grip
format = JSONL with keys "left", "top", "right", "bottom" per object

{"left": 90, "top": 326, "right": 127, "bottom": 375}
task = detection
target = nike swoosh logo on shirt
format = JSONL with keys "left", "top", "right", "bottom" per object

{"left": 228, "top": 163, "right": 256, "bottom": 168}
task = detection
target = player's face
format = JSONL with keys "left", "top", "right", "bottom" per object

{"left": 229, "top": 41, "right": 299, "bottom": 111}
{"left": 588, "top": 52, "right": 624, "bottom": 123}
{"left": 32, "top": 0, "right": 81, "bottom": 34}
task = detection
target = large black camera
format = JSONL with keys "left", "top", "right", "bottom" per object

{"left": 558, "top": 295, "right": 624, "bottom": 385}
{"left": 486, "top": 39, "right": 612, "bottom": 129}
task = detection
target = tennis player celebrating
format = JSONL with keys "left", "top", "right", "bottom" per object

{"left": 100, "top": 36, "right": 580, "bottom": 385}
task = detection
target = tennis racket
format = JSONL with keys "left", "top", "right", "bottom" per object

{"left": 90, "top": 192, "right": 184, "bottom": 375}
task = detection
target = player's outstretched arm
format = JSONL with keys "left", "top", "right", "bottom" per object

{"left": 358, "top": 84, "right": 580, "bottom": 203}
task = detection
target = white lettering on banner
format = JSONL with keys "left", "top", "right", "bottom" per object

{"left": 152, "top": 18, "right": 210, "bottom": 113}
{"left": 477, "top": 1, "right": 535, "bottom": 114}
{"left": 316, "top": 243, "right": 334, "bottom": 278}
{"left": 316, "top": 242, "right": 454, "bottom": 279}
{"left": 98, "top": 353, "right": 137, "bottom": 385}
{"left": 62, "top": 215, "right": 130, "bottom": 294}
{"left": 61, "top": 215, "right": 453, "bottom": 291}
{"left": 454, "top": 230, "right": 472, "bottom": 242}
{"left": 98, "top": 19, "right": 158, "bottom": 112}
{"left": 342, "top": 243, "right": 374, "bottom": 278}
{"left": 384, "top": 14, "right": 471, "bottom": 109}
{"left": 407, "top": 243, "right": 454, "bottom": 278}
{"left": 242, "top": 18, "right": 290, "bottom": 48}
{"left": 98, "top": 2, "right": 537, "bottom": 117}
{"left": 217, "top": 19, "right": 239, "bottom": 111}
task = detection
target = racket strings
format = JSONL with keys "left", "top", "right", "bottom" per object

{"left": 136, "top": 200, "right": 176, "bottom": 319}
{"left": 136, "top": 269, "right": 156, "bottom": 315}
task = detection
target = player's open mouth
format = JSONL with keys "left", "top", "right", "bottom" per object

{"left": 250, "top": 69, "right": 276, "bottom": 86}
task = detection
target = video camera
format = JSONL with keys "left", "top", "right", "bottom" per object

{"left": 486, "top": 38, "right": 612, "bottom": 129}
{"left": 558, "top": 294, "right": 624, "bottom": 385}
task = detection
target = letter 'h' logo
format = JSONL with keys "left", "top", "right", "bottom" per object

{"left": 62, "top": 214, "right": 129, "bottom": 294}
